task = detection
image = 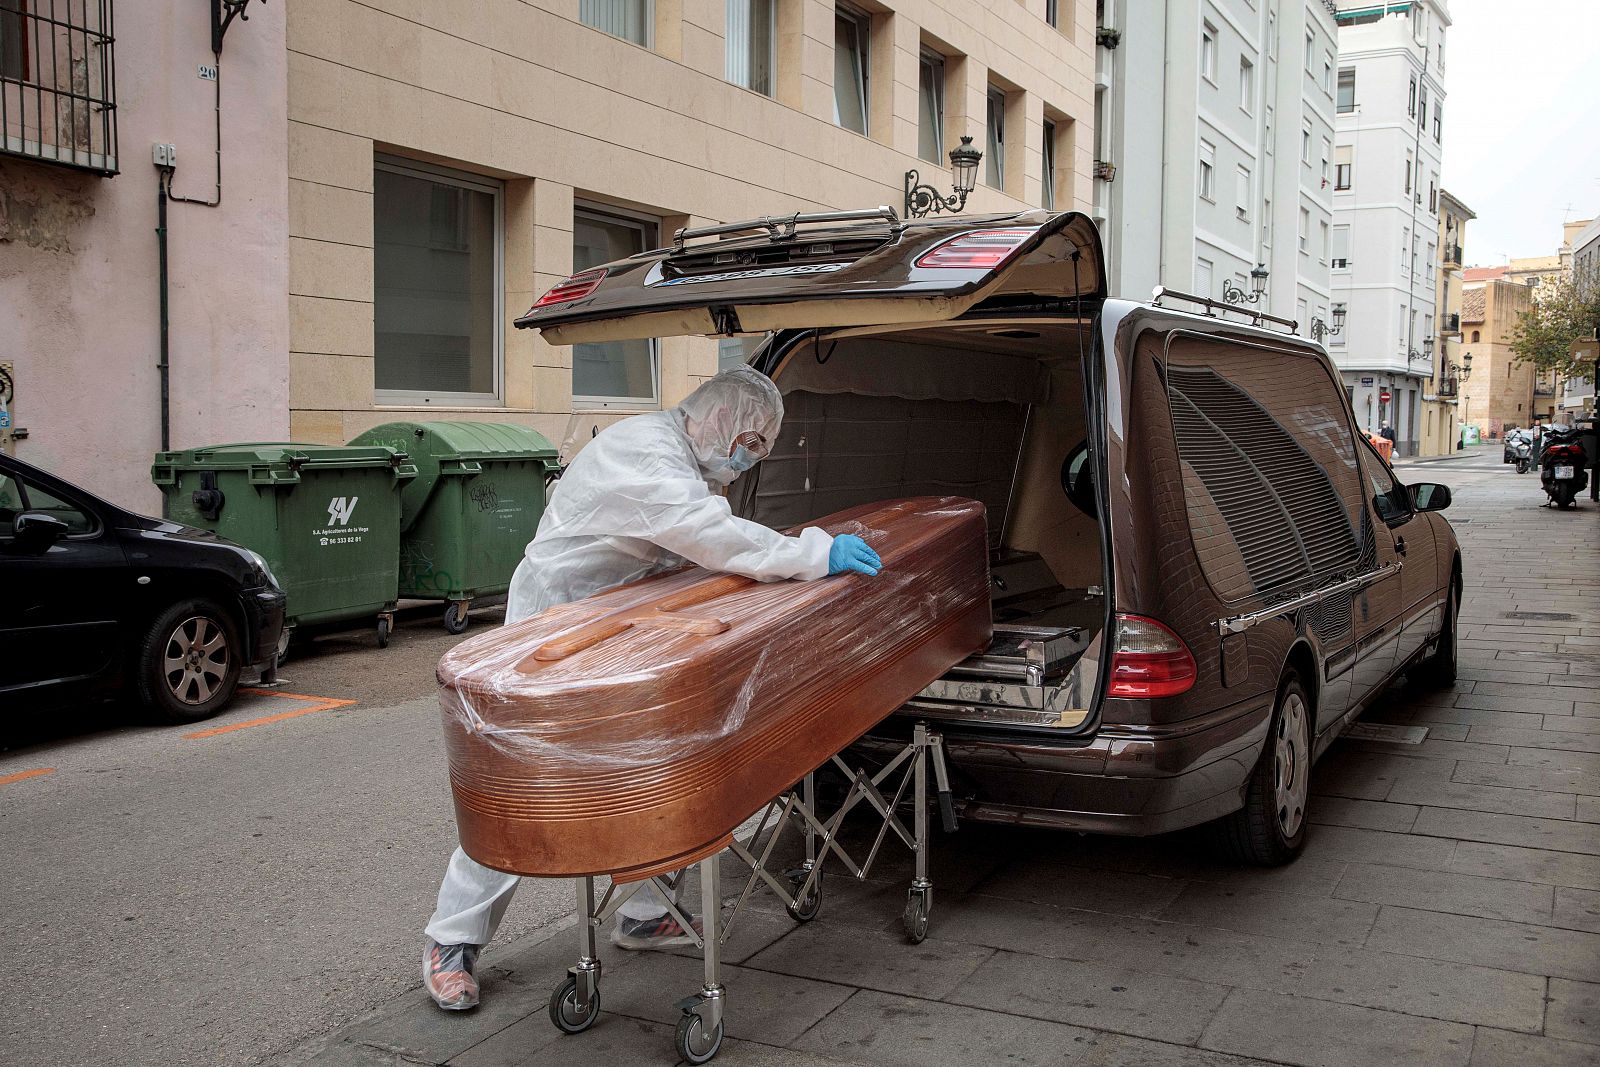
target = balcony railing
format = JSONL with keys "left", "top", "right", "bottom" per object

{"left": 1, "top": 0, "right": 118, "bottom": 174}
{"left": 1443, "top": 312, "right": 1460, "bottom": 333}
{"left": 1443, "top": 243, "right": 1462, "bottom": 267}
{"left": 1436, "top": 377, "right": 1458, "bottom": 397}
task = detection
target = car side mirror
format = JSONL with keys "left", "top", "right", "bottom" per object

{"left": 1409, "top": 483, "right": 1451, "bottom": 512}
{"left": 12, "top": 511, "right": 72, "bottom": 553}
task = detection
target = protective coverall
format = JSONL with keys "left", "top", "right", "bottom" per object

{"left": 425, "top": 366, "right": 843, "bottom": 952}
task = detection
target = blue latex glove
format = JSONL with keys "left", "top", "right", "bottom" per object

{"left": 828, "top": 534, "right": 882, "bottom": 577}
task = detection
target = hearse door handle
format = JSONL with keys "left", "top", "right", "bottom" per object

{"left": 1394, "top": 536, "right": 1407, "bottom": 557}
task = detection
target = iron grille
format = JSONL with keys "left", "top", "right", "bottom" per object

{"left": 1, "top": 0, "right": 117, "bottom": 174}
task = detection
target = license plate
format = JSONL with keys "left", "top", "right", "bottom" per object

{"left": 1555, "top": 465, "right": 1576, "bottom": 479}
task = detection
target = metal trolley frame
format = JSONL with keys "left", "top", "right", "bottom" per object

{"left": 545, "top": 722, "right": 956, "bottom": 1063}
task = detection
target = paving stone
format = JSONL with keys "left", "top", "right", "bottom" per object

{"left": 943, "top": 949, "right": 1231, "bottom": 1046}
{"left": 341, "top": 969, "right": 562, "bottom": 1065}
{"left": 967, "top": 861, "right": 1189, "bottom": 919}
{"left": 1072, "top": 1033, "right": 1280, "bottom": 1066}
{"left": 1452, "top": 761, "right": 1600, "bottom": 797}
{"left": 709, "top": 1038, "right": 878, "bottom": 1065}
{"left": 1545, "top": 978, "right": 1600, "bottom": 1047}
{"left": 447, "top": 1013, "right": 670, "bottom": 1067}
{"left": 298, "top": 1042, "right": 438, "bottom": 1067}
{"left": 1449, "top": 841, "right": 1600, "bottom": 892}
{"left": 1493, "top": 655, "right": 1574, "bottom": 675}
{"left": 1332, "top": 862, "right": 1553, "bottom": 925}
{"left": 1163, "top": 855, "right": 1350, "bottom": 899}
{"left": 1461, "top": 639, "right": 1560, "bottom": 654}
{"left": 1415, "top": 706, "right": 1549, "bottom": 729}
{"left": 1308, "top": 796, "right": 1421, "bottom": 832}
{"left": 1455, "top": 668, "right": 1554, "bottom": 686}
{"left": 1301, "top": 825, "right": 1459, "bottom": 872}
{"left": 1314, "top": 748, "right": 1453, "bottom": 801}
{"left": 1292, "top": 945, "right": 1546, "bottom": 1032}
{"left": 1545, "top": 716, "right": 1600, "bottom": 734}
{"left": 1386, "top": 777, "right": 1578, "bottom": 820}
{"left": 1553, "top": 887, "right": 1600, "bottom": 933}
{"left": 1468, "top": 727, "right": 1600, "bottom": 754}
{"left": 1198, "top": 987, "right": 1474, "bottom": 1067}
{"left": 1468, "top": 1027, "right": 1600, "bottom": 1067}
{"left": 1154, "top": 882, "right": 1378, "bottom": 947}
{"left": 790, "top": 989, "right": 1096, "bottom": 1066}
{"left": 1472, "top": 681, "right": 1600, "bottom": 703}
{"left": 1578, "top": 702, "right": 1600, "bottom": 716}
{"left": 742, "top": 921, "right": 993, "bottom": 1000}
{"left": 1412, "top": 807, "right": 1600, "bottom": 856}
{"left": 1579, "top": 795, "right": 1600, "bottom": 823}
{"left": 1350, "top": 738, "right": 1511, "bottom": 764}
{"left": 1453, "top": 694, "right": 1577, "bottom": 716}
{"left": 1366, "top": 906, "right": 1600, "bottom": 983}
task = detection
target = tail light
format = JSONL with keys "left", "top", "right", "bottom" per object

{"left": 532, "top": 268, "right": 607, "bottom": 309}
{"left": 1107, "top": 614, "right": 1197, "bottom": 698}
{"left": 1548, "top": 444, "right": 1583, "bottom": 459}
{"left": 914, "top": 228, "right": 1036, "bottom": 269}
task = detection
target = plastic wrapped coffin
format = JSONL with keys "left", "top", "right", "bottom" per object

{"left": 437, "top": 496, "right": 992, "bottom": 880}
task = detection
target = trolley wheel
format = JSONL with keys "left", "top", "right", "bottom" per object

{"left": 675, "top": 1011, "right": 724, "bottom": 1064}
{"left": 902, "top": 890, "right": 930, "bottom": 944}
{"left": 784, "top": 868, "right": 822, "bottom": 923}
{"left": 548, "top": 976, "right": 600, "bottom": 1035}
{"left": 376, "top": 616, "right": 392, "bottom": 649}
{"left": 443, "top": 602, "right": 470, "bottom": 635}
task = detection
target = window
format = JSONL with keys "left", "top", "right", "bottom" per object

{"left": 1428, "top": 177, "right": 1437, "bottom": 213}
{"left": 1418, "top": 84, "right": 1428, "bottom": 129}
{"left": 1433, "top": 102, "right": 1441, "bottom": 142}
{"left": 1359, "top": 438, "right": 1411, "bottom": 524}
{"left": 374, "top": 157, "right": 502, "bottom": 403}
{"left": 0, "top": 472, "right": 95, "bottom": 538}
{"left": 1332, "top": 224, "right": 1350, "bottom": 269}
{"left": 1337, "top": 68, "right": 1356, "bottom": 112}
{"left": 1424, "top": 313, "right": 1433, "bottom": 339}
{"left": 1264, "top": 105, "right": 1274, "bottom": 153}
{"left": 1400, "top": 227, "right": 1409, "bottom": 268}
{"left": 1, "top": 0, "right": 25, "bottom": 79}
{"left": 0, "top": 0, "right": 118, "bottom": 173}
{"left": 1299, "top": 206, "right": 1310, "bottom": 252}
{"left": 1404, "top": 152, "right": 1413, "bottom": 195}
{"left": 573, "top": 207, "right": 660, "bottom": 406}
{"left": 726, "top": 0, "right": 776, "bottom": 95}
{"left": 1408, "top": 74, "right": 1417, "bottom": 117}
{"left": 1201, "top": 23, "right": 1217, "bottom": 82}
{"left": 1236, "top": 165, "right": 1251, "bottom": 220}
{"left": 1323, "top": 54, "right": 1333, "bottom": 95}
{"left": 1438, "top": 27, "right": 1446, "bottom": 69}
{"left": 1198, "top": 140, "right": 1216, "bottom": 201}
{"left": 1304, "top": 28, "right": 1314, "bottom": 70}
{"left": 1239, "top": 56, "right": 1254, "bottom": 113}
{"left": 918, "top": 50, "right": 945, "bottom": 164}
{"left": 1412, "top": 3, "right": 1427, "bottom": 45}
{"left": 1045, "top": 0, "right": 1059, "bottom": 28}
{"left": 985, "top": 86, "right": 1006, "bottom": 189}
{"left": 1320, "top": 220, "right": 1330, "bottom": 264}
{"left": 1320, "top": 137, "right": 1330, "bottom": 184}
{"left": 1425, "top": 244, "right": 1435, "bottom": 282}
{"left": 1301, "top": 123, "right": 1311, "bottom": 165}
{"left": 1334, "top": 144, "right": 1352, "bottom": 190}
{"left": 833, "top": 5, "right": 870, "bottom": 135}
{"left": 580, "top": 0, "right": 652, "bottom": 46}
{"left": 1042, "top": 119, "right": 1057, "bottom": 210}
{"left": 1196, "top": 257, "right": 1214, "bottom": 296}
{"left": 718, "top": 335, "right": 767, "bottom": 372}
{"left": 1471, "top": 330, "right": 1480, "bottom": 343}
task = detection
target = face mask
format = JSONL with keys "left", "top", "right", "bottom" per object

{"left": 726, "top": 444, "right": 759, "bottom": 472}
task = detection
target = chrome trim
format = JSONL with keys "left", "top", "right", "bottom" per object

{"left": 1216, "top": 562, "right": 1403, "bottom": 636}
{"left": 1150, "top": 285, "right": 1300, "bottom": 333}
{"left": 671, "top": 207, "right": 902, "bottom": 252}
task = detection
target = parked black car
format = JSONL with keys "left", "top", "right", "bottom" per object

{"left": 0, "top": 455, "right": 286, "bottom": 723}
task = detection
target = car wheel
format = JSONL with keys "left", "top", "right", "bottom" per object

{"left": 1411, "top": 583, "right": 1458, "bottom": 689}
{"left": 1212, "top": 671, "right": 1312, "bottom": 866}
{"left": 136, "top": 598, "right": 243, "bottom": 724}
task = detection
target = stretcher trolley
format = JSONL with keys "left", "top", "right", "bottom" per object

{"left": 548, "top": 723, "right": 957, "bottom": 1064}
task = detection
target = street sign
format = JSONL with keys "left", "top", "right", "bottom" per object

{"left": 1360, "top": 376, "right": 1374, "bottom": 386}
{"left": 1379, "top": 388, "right": 1392, "bottom": 403}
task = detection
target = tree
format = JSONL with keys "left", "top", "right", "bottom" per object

{"left": 1508, "top": 266, "right": 1600, "bottom": 380}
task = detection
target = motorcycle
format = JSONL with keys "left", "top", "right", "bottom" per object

{"left": 1510, "top": 435, "right": 1533, "bottom": 474}
{"left": 1539, "top": 427, "right": 1590, "bottom": 508}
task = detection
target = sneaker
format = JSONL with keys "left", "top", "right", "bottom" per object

{"left": 423, "top": 939, "right": 481, "bottom": 1011}
{"left": 610, "top": 913, "right": 704, "bottom": 950}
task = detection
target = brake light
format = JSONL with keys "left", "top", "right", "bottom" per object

{"left": 1107, "top": 614, "right": 1197, "bottom": 698}
{"left": 914, "top": 228, "right": 1036, "bottom": 269}
{"left": 1548, "top": 444, "right": 1583, "bottom": 459}
{"left": 532, "top": 268, "right": 607, "bottom": 309}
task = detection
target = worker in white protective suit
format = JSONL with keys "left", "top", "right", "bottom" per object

{"left": 422, "top": 365, "right": 883, "bottom": 1011}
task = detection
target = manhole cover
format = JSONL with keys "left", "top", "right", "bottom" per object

{"left": 1344, "top": 723, "right": 1429, "bottom": 744}
{"left": 1503, "top": 611, "right": 1576, "bottom": 621}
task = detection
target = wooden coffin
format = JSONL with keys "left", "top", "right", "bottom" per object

{"left": 437, "top": 496, "right": 991, "bottom": 880}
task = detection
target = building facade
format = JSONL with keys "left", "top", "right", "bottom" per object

{"left": 1565, "top": 214, "right": 1600, "bottom": 423}
{"left": 1329, "top": 0, "right": 1451, "bottom": 456}
{"left": 284, "top": 0, "right": 1096, "bottom": 452}
{"left": 1093, "top": 0, "right": 1337, "bottom": 330}
{"left": 1424, "top": 186, "right": 1472, "bottom": 455}
{"left": 1458, "top": 274, "right": 1538, "bottom": 438}
{"left": 0, "top": 2, "right": 290, "bottom": 511}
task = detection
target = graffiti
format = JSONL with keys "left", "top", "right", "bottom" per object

{"left": 469, "top": 481, "right": 500, "bottom": 513}
{"left": 400, "top": 540, "right": 456, "bottom": 594}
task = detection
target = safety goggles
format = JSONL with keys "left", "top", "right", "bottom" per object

{"left": 730, "top": 430, "right": 771, "bottom": 460}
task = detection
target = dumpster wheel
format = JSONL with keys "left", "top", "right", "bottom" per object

{"left": 377, "top": 613, "right": 393, "bottom": 649}
{"left": 444, "top": 601, "right": 471, "bottom": 635}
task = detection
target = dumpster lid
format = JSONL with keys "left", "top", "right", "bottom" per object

{"left": 152, "top": 442, "right": 409, "bottom": 470}
{"left": 355, "top": 422, "right": 558, "bottom": 463}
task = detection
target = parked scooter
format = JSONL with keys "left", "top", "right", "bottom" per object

{"left": 1539, "top": 426, "right": 1590, "bottom": 508}
{"left": 1510, "top": 434, "right": 1533, "bottom": 474}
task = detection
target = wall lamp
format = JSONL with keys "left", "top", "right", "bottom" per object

{"left": 905, "top": 136, "right": 983, "bottom": 219}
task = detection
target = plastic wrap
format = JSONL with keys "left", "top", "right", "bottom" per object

{"left": 438, "top": 496, "right": 992, "bottom": 881}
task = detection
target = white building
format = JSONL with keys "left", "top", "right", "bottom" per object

{"left": 1093, "top": 0, "right": 1338, "bottom": 330}
{"left": 1330, "top": 0, "right": 1452, "bottom": 454}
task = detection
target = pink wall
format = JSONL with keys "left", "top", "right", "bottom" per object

{"left": 0, "top": 1, "right": 289, "bottom": 513}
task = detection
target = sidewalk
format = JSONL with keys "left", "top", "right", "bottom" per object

{"left": 280, "top": 464, "right": 1600, "bottom": 1067}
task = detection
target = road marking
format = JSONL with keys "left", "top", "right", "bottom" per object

{"left": 0, "top": 767, "right": 56, "bottom": 787}
{"left": 184, "top": 689, "right": 357, "bottom": 739}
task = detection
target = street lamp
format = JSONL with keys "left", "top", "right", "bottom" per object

{"left": 1407, "top": 336, "right": 1435, "bottom": 366}
{"left": 1460, "top": 351, "right": 1473, "bottom": 380}
{"left": 904, "top": 137, "right": 984, "bottom": 219}
{"left": 1222, "top": 264, "right": 1269, "bottom": 305}
{"left": 1310, "top": 302, "right": 1346, "bottom": 342}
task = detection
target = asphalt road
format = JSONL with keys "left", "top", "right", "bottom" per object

{"left": 0, "top": 444, "right": 1564, "bottom": 1066}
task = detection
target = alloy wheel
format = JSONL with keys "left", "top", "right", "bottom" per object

{"left": 162, "top": 616, "right": 230, "bottom": 706}
{"left": 1273, "top": 692, "right": 1310, "bottom": 838}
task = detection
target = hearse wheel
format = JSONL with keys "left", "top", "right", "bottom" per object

{"left": 1213, "top": 671, "right": 1311, "bottom": 866}
{"left": 1411, "top": 582, "right": 1458, "bottom": 689}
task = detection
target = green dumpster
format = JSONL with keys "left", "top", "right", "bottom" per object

{"left": 152, "top": 443, "right": 416, "bottom": 647}
{"left": 349, "top": 422, "right": 559, "bottom": 632}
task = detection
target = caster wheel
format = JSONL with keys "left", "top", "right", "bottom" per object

{"left": 548, "top": 976, "right": 600, "bottom": 1034}
{"left": 902, "top": 891, "right": 930, "bottom": 944}
{"left": 675, "top": 1011, "right": 724, "bottom": 1064}
{"left": 376, "top": 616, "right": 392, "bottom": 649}
{"left": 443, "top": 603, "right": 470, "bottom": 635}
{"left": 784, "top": 868, "right": 822, "bottom": 923}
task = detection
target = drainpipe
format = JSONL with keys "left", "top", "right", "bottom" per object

{"left": 156, "top": 174, "right": 171, "bottom": 458}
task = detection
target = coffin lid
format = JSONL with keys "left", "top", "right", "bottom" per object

{"left": 515, "top": 209, "right": 1104, "bottom": 345}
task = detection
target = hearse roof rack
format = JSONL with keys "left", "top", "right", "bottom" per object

{"left": 671, "top": 206, "right": 903, "bottom": 253}
{"left": 1150, "top": 286, "right": 1300, "bottom": 335}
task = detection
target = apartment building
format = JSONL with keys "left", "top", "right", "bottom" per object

{"left": 1330, "top": 0, "right": 1451, "bottom": 455}
{"left": 285, "top": 0, "right": 1096, "bottom": 450}
{"left": 1424, "top": 187, "right": 1471, "bottom": 455}
{"left": 1565, "top": 215, "right": 1600, "bottom": 422}
{"left": 1458, "top": 272, "right": 1538, "bottom": 437}
{"left": 1093, "top": 0, "right": 1337, "bottom": 330}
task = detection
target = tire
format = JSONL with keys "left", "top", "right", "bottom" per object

{"left": 1211, "top": 672, "right": 1312, "bottom": 866}
{"left": 1517, "top": 459, "right": 1531, "bottom": 474}
{"left": 443, "top": 602, "right": 470, "bottom": 635}
{"left": 548, "top": 976, "right": 599, "bottom": 1035}
{"left": 136, "top": 598, "right": 243, "bottom": 724}
{"left": 1412, "top": 583, "right": 1459, "bottom": 689}
{"left": 1555, "top": 485, "right": 1577, "bottom": 509}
